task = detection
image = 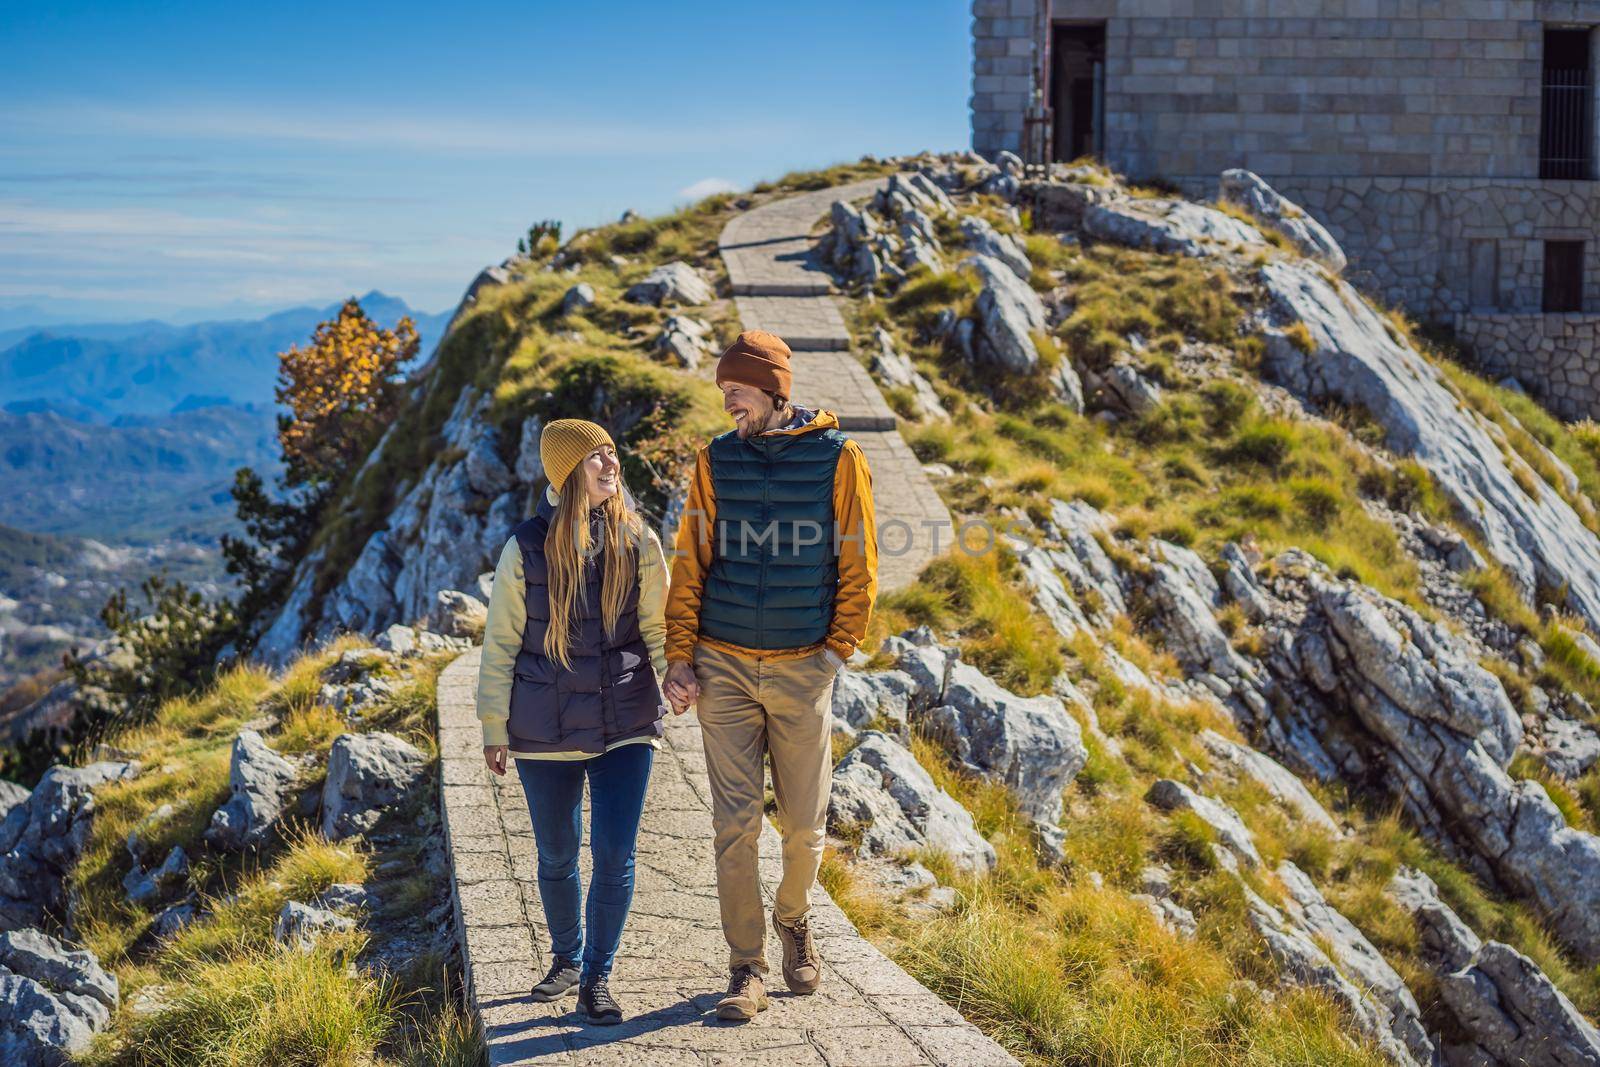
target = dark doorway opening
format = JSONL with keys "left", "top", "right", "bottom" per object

{"left": 1051, "top": 23, "right": 1105, "bottom": 163}
{"left": 1543, "top": 240, "right": 1585, "bottom": 312}
{"left": 1540, "top": 28, "right": 1593, "bottom": 179}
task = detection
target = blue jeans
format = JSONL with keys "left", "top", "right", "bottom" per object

{"left": 514, "top": 743, "right": 653, "bottom": 983}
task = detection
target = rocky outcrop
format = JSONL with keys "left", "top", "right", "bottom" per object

{"left": 897, "top": 642, "right": 1086, "bottom": 830}
{"left": 273, "top": 901, "right": 355, "bottom": 951}
{"left": 1144, "top": 779, "right": 1262, "bottom": 869}
{"left": 121, "top": 845, "right": 188, "bottom": 908}
{"left": 0, "top": 928, "right": 118, "bottom": 1064}
{"left": 655, "top": 314, "right": 713, "bottom": 370}
{"left": 1389, "top": 866, "right": 1600, "bottom": 1066}
{"left": 427, "top": 589, "right": 486, "bottom": 640}
{"left": 256, "top": 391, "right": 532, "bottom": 665}
{"left": 1198, "top": 729, "right": 1338, "bottom": 833}
{"left": 829, "top": 731, "right": 995, "bottom": 873}
{"left": 622, "top": 261, "right": 712, "bottom": 306}
{"left": 870, "top": 328, "right": 947, "bottom": 420}
{"left": 1226, "top": 549, "right": 1600, "bottom": 962}
{"left": 0, "top": 761, "right": 139, "bottom": 930}
{"left": 831, "top": 668, "right": 917, "bottom": 735}
{"left": 1244, "top": 863, "right": 1433, "bottom": 1066}
{"left": 1259, "top": 258, "right": 1600, "bottom": 634}
{"left": 959, "top": 217, "right": 1031, "bottom": 282}
{"left": 1218, "top": 170, "right": 1347, "bottom": 271}
{"left": 965, "top": 254, "right": 1048, "bottom": 374}
{"left": 322, "top": 732, "right": 427, "bottom": 841}
{"left": 204, "top": 730, "right": 297, "bottom": 851}
{"left": 1083, "top": 197, "right": 1265, "bottom": 258}
{"left": 559, "top": 282, "right": 595, "bottom": 316}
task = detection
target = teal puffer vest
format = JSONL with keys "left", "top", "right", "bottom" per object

{"left": 699, "top": 422, "right": 846, "bottom": 650}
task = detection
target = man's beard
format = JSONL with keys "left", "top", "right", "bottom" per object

{"left": 735, "top": 408, "right": 779, "bottom": 439}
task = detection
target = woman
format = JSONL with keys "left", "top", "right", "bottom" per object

{"left": 477, "top": 418, "right": 676, "bottom": 1026}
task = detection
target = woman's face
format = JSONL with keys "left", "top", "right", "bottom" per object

{"left": 578, "top": 445, "right": 620, "bottom": 507}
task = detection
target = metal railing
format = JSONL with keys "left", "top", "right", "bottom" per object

{"left": 1540, "top": 66, "right": 1593, "bottom": 180}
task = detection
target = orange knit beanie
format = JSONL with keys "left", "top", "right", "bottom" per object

{"left": 715, "top": 330, "right": 793, "bottom": 399}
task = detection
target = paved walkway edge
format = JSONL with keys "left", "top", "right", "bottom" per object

{"left": 439, "top": 647, "right": 1020, "bottom": 1066}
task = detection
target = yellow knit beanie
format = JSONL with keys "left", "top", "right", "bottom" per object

{"left": 539, "top": 419, "right": 615, "bottom": 492}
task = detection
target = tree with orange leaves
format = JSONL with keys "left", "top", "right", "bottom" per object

{"left": 274, "top": 297, "right": 417, "bottom": 487}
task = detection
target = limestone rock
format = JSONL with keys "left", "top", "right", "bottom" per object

{"left": 1389, "top": 866, "right": 1600, "bottom": 1065}
{"left": 1219, "top": 169, "right": 1347, "bottom": 271}
{"left": 959, "top": 216, "right": 1032, "bottom": 282}
{"left": 0, "top": 928, "right": 117, "bottom": 1063}
{"left": 622, "top": 261, "right": 712, "bottom": 306}
{"left": 205, "top": 730, "right": 296, "bottom": 851}
{"left": 870, "top": 328, "right": 947, "bottom": 420}
{"left": 1083, "top": 197, "right": 1266, "bottom": 258}
{"left": 321, "top": 732, "right": 427, "bottom": 841}
{"left": 831, "top": 669, "right": 918, "bottom": 735}
{"left": 1131, "top": 893, "right": 1198, "bottom": 938}
{"left": 374, "top": 624, "right": 417, "bottom": 657}
{"left": 559, "top": 283, "right": 595, "bottom": 316}
{"left": 830, "top": 732, "right": 996, "bottom": 873}
{"left": 1259, "top": 258, "right": 1600, "bottom": 634}
{"left": 966, "top": 254, "right": 1048, "bottom": 374}
{"left": 1243, "top": 867, "right": 1432, "bottom": 1066}
{"left": 427, "top": 589, "right": 487, "bottom": 640}
{"left": 273, "top": 901, "right": 355, "bottom": 951}
{"left": 0, "top": 929, "right": 117, "bottom": 1012}
{"left": 655, "top": 315, "right": 712, "bottom": 370}
{"left": 913, "top": 657, "right": 1086, "bottom": 827}
{"left": 1144, "top": 779, "right": 1262, "bottom": 868}
{"left": 464, "top": 433, "right": 511, "bottom": 497}
{"left": 0, "top": 761, "right": 139, "bottom": 929}
{"left": 0, "top": 782, "right": 27, "bottom": 824}
{"left": 1534, "top": 716, "right": 1600, "bottom": 781}
{"left": 120, "top": 845, "right": 188, "bottom": 907}
{"left": 514, "top": 415, "right": 545, "bottom": 485}
{"left": 1199, "top": 730, "right": 1338, "bottom": 832}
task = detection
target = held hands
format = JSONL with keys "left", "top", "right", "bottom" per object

{"left": 663, "top": 661, "right": 699, "bottom": 716}
{"left": 483, "top": 745, "right": 508, "bottom": 776}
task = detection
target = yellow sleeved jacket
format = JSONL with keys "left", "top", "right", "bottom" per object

{"left": 665, "top": 408, "right": 878, "bottom": 665}
{"left": 476, "top": 490, "right": 669, "bottom": 754}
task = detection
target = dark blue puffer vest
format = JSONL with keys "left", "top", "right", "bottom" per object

{"left": 506, "top": 494, "right": 665, "bottom": 754}
{"left": 699, "top": 419, "right": 846, "bottom": 650}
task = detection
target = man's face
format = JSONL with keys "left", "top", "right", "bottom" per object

{"left": 719, "top": 381, "right": 775, "bottom": 439}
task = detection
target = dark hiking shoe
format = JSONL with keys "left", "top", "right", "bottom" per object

{"left": 773, "top": 911, "right": 821, "bottom": 994}
{"left": 530, "top": 956, "right": 580, "bottom": 1002}
{"left": 715, "top": 965, "right": 769, "bottom": 1021}
{"left": 578, "top": 977, "right": 623, "bottom": 1025}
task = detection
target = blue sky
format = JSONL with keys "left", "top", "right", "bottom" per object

{"left": 0, "top": 1, "right": 971, "bottom": 324}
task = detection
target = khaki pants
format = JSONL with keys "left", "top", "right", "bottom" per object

{"left": 693, "top": 643, "right": 836, "bottom": 974}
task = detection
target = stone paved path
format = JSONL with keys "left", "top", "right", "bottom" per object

{"left": 718, "top": 180, "right": 953, "bottom": 594}
{"left": 439, "top": 648, "right": 1020, "bottom": 1066}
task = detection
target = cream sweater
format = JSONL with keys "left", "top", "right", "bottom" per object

{"left": 476, "top": 488, "right": 669, "bottom": 761}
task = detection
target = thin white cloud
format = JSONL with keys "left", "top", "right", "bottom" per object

{"left": 677, "top": 176, "right": 739, "bottom": 200}
{"left": 5, "top": 101, "right": 796, "bottom": 158}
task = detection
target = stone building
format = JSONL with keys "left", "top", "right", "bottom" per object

{"left": 971, "top": 1, "right": 1600, "bottom": 419}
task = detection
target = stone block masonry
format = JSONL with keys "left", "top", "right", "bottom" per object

{"left": 974, "top": 0, "right": 1600, "bottom": 422}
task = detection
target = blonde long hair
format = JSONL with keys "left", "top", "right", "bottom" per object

{"left": 543, "top": 482, "right": 641, "bottom": 670}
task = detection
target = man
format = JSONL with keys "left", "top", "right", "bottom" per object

{"left": 664, "top": 329, "right": 878, "bottom": 1021}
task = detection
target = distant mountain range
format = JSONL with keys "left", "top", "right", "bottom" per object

{"left": 0, "top": 402, "right": 281, "bottom": 542}
{"left": 0, "top": 291, "right": 451, "bottom": 422}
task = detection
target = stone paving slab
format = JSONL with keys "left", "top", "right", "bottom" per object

{"left": 719, "top": 181, "right": 954, "bottom": 595}
{"left": 439, "top": 647, "right": 1018, "bottom": 1066}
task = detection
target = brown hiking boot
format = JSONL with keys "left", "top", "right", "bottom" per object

{"left": 773, "top": 911, "right": 821, "bottom": 994}
{"left": 715, "top": 964, "right": 768, "bottom": 1021}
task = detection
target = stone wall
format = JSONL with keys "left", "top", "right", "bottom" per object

{"left": 1454, "top": 311, "right": 1600, "bottom": 419}
{"left": 972, "top": 0, "right": 1600, "bottom": 412}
